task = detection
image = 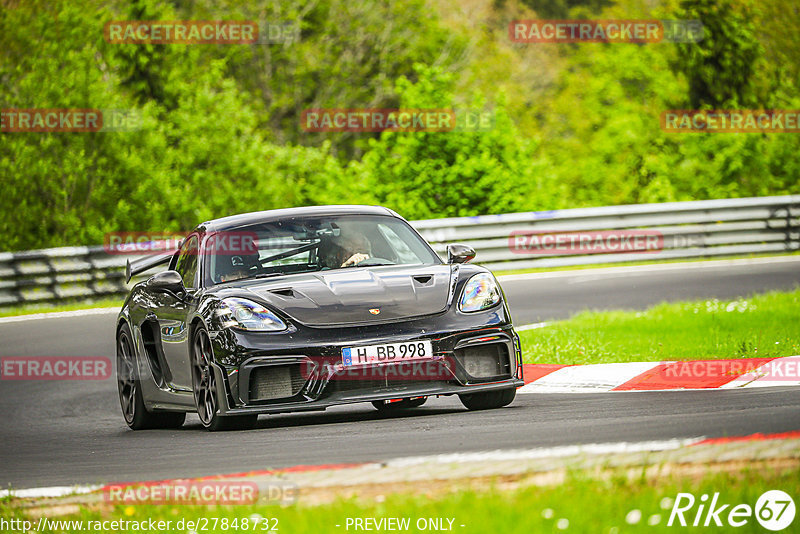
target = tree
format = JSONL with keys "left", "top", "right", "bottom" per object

{"left": 348, "top": 64, "right": 553, "bottom": 219}
{"left": 673, "top": 0, "right": 765, "bottom": 108}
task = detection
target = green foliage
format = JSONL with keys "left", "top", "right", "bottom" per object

{"left": 673, "top": 0, "right": 765, "bottom": 108}
{"left": 180, "top": 0, "right": 467, "bottom": 158}
{"left": 0, "top": 0, "right": 798, "bottom": 251}
{"left": 0, "top": 0, "right": 351, "bottom": 250}
{"left": 347, "top": 65, "right": 554, "bottom": 219}
{"left": 537, "top": 40, "right": 687, "bottom": 205}
{"left": 519, "top": 0, "right": 614, "bottom": 18}
{"left": 533, "top": 0, "right": 800, "bottom": 206}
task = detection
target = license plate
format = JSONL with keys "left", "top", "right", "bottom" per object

{"left": 342, "top": 340, "right": 433, "bottom": 366}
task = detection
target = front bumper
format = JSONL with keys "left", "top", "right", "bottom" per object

{"left": 215, "top": 378, "right": 524, "bottom": 416}
{"left": 208, "top": 318, "right": 524, "bottom": 416}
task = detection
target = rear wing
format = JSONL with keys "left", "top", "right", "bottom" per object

{"left": 125, "top": 254, "right": 173, "bottom": 284}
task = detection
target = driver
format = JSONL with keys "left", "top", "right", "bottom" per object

{"left": 217, "top": 253, "right": 259, "bottom": 283}
{"left": 337, "top": 231, "right": 372, "bottom": 267}
{"left": 322, "top": 229, "right": 373, "bottom": 268}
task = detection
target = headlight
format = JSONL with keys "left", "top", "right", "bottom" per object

{"left": 458, "top": 273, "right": 501, "bottom": 312}
{"left": 216, "top": 297, "right": 287, "bottom": 331}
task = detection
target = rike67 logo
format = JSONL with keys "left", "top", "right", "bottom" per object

{"left": 668, "top": 490, "right": 795, "bottom": 531}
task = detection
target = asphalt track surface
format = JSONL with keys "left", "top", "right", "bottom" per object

{"left": 1, "top": 258, "right": 799, "bottom": 489}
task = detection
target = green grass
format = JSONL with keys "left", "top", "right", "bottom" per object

{"left": 0, "top": 298, "right": 123, "bottom": 318}
{"left": 520, "top": 289, "right": 800, "bottom": 365}
{"left": 493, "top": 251, "right": 800, "bottom": 276}
{"left": 2, "top": 467, "right": 797, "bottom": 533}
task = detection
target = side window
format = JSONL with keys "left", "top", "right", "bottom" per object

{"left": 174, "top": 235, "right": 199, "bottom": 288}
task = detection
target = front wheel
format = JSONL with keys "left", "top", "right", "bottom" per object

{"left": 459, "top": 387, "right": 516, "bottom": 411}
{"left": 192, "top": 327, "right": 257, "bottom": 431}
{"left": 117, "top": 323, "right": 185, "bottom": 430}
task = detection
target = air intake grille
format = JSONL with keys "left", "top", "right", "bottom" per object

{"left": 454, "top": 344, "right": 510, "bottom": 380}
{"left": 249, "top": 365, "right": 306, "bottom": 401}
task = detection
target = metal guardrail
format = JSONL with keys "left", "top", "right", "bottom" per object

{"left": 417, "top": 194, "right": 800, "bottom": 271}
{"left": 1, "top": 195, "right": 798, "bottom": 308}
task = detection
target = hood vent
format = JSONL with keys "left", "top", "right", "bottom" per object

{"left": 269, "top": 288, "right": 296, "bottom": 298}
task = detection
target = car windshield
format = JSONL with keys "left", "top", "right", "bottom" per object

{"left": 205, "top": 214, "right": 440, "bottom": 285}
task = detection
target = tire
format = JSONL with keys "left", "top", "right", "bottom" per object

{"left": 372, "top": 397, "right": 427, "bottom": 412}
{"left": 117, "top": 323, "right": 186, "bottom": 430}
{"left": 191, "top": 327, "right": 257, "bottom": 431}
{"left": 459, "top": 387, "right": 516, "bottom": 411}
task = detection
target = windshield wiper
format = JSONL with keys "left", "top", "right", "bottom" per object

{"left": 254, "top": 272, "right": 284, "bottom": 279}
{"left": 223, "top": 272, "right": 284, "bottom": 284}
{"left": 352, "top": 259, "right": 395, "bottom": 267}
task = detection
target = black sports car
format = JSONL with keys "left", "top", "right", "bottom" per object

{"left": 116, "top": 206, "right": 523, "bottom": 431}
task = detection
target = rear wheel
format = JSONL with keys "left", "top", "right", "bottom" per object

{"left": 117, "top": 323, "right": 185, "bottom": 430}
{"left": 372, "top": 397, "right": 427, "bottom": 412}
{"left": 192, "top": 327, "right": 257, "bottom": 431}
{"left": 459, "top": 387, "right": 516, "bottom": 411}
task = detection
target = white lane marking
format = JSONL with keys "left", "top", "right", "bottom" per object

{"left": 515, "top": 321, "right": 551, "bottom": 331}
{"left": 721, "top": 356, "right": 800, "bottom": 389}
{"left": 0, "top": 308, "right": 118, "bottom": 324}
{"left": 0, "top": 485, "right": 102, "bottom": 498}
{"left": 1, "top": 439, "right": 704, "bottom": 498}
{"left": 497, "top": 255, "right": 800, "bottom": 282}
{"left": 384, "top": 438, "right": 704, "bottom": 467}
{"left": 518, "top": 362, "right": 660, "bottom": 393}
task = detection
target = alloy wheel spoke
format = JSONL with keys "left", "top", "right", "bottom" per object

{"left": 121, "top": 390, "right": 131, "bottom": 415}
{"left": 117, "top": 333, "right": 137, "bottom": 421}
{"left": 193, "top": 331, "right": 217, "bottom": 425}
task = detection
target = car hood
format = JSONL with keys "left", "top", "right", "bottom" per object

{"left": 240, "top": 264, "right": 454, "bottom": 327}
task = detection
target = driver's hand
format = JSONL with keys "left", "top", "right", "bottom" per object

{"left": 341, "top": 253, "right": 369, "bottom": 267}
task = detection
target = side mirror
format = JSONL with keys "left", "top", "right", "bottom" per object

{"left": 146, "top": 270, "right": 185, "bottom": 294}
{"left": 447, "top": 243, "right": 476, "bottom": 264}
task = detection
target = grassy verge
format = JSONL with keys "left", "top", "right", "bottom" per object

{"left": 0, "top": 298, "right": 123, "bottom": 318}
{"left": 520, "top": 289, "right": 800, "bottom": 365}
{"left": 493, "top": 251, "right": 800, "bottom": 276}
{"left": 2, "top": 466, "right": 797, "bottom": 533}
